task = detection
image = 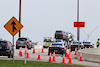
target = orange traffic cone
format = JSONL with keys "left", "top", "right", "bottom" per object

{"left": 24, "top": 46, "right": 27, "bottom": 54}
{"left": 26, "top": 49, "right": 29, "bottom": 58}
{"left": 49, "top": 52, "right": 52, "bottom": 62}
{"left": 85, "top": 46, "right": 86, "bottom": 49}
{"left": 19, "top": 46, "right": 22, "bottom": 56}
{"left": 69, "top": 48, "right": 71, "bottom": 55}
{"left": 89, "top": 46, "right": 90, "bottom": 48}
{"left": 69, "top": 57, "right": 72, "bottom": 63}
{"left": 79, "top": 52, "right": 82, "bottom": 61}
{"left": 33, "top": 48, "right": 35, "bottom": 53}
{"left": 53, "top": 51, "right": 55, "bottom": 61}
{"left": 65, "top": 48, "right": 68, "bottom": 57}
{"left": 67, "top": 51, "right": 70, "bottom": 59}
{"left": 75, "top": 47, "right": 77, "bottom": 55}
{"left": 41, "top": 46, "right": 44, "bottom": 53}
{"left": 80, "top": 47, "right": 81, "bottom": 50}
{"left": 62, "top": 53, "right": 65, "bottom": 63}
{"left": 37, "top": 50, "right": 41, "bottom": 60}
{"left": 93, "top": 46, "right": 94, "bottom": 48}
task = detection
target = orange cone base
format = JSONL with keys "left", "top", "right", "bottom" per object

{"left": 41, "top": 49, "right": 44, "bottom": 53}
{"left": 53, "top": 56, "right": 55, "bottom": 61}
{"left": 75, "top": 51, "right": 77, "bottom": 55}
{"left": 33, "top": 49, "right": 35, "bottom": 53}
{"left": 19, "top": 51, "right": 23, "bottom": 56}
{"left": 26, "top": 53, "right": 29, "bottom": 58}
{"left": 65, "top": 53, "right": 68, "bottom": 57}
{"left": 79, "top": 56, "right": 82, "bottom": 61}
{"left": 69, "top": 58, "right": 72, "bottom": 63}
{"left": 67, "top": 54, "right": 70, "bottom": 59}
{"left": 62, "top": 58, "right": 65, "bottom": 63}
{"left": 37, "top": 55, "right": 41, "bottom": 60}
{"left": 49, "top": 56, "right": 52, "bottom": 62}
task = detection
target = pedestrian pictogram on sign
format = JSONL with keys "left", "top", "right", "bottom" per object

{"left": 4, "top": 17, "right": 23, "bottom": 36}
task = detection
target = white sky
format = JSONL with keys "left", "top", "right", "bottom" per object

{"left": 0, "top": 0, "right": 100, "bottom": 47}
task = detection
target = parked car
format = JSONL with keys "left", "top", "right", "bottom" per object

{"left": 16, "top": 37, "right": 32, "bottom": 49}
{"left": 0, "top": 40, "right": 13, "bottom": 58}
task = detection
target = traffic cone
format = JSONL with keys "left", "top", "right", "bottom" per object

{"left": 62, "top": 53, "right": 65, "bottom": 63}
{"left": 85, "top": 46, "right": 86, "bottom": 49}
{"left": 24, "top": 46, "right": 27, "bottom": 54}
{"left": 26, "top": 49, "right": 29, "bottom": 58}
{"left": 79, "top": 52, "right": 82, "bottom": 61}
{"left": 80, "top": 47, "right": 81, "bottom": 50}
{"left": 49, "top": 52, "right": 52, "bottom": 62}
{"left": 37, "top": 50, "right": 41, "bottom": 60}
{"left": 65, "top": 48, "right": 68, "bottom": 57}
{"left": 68, "top": 57, "right": 72, "bottom": 63}
{"left": 69, "top": 48, "right": 71, "bottom": 55}
{"left": 19, "top": 46, "right": 22, "bottom": 56}
{"left": 67, "top": 51, "right": 70, "bottom": 59}
{"left": 89, "top": 46, "right": 90, "bottom": 48}
{"left": 41, "top": 46, "right": 44, "bottom": 53}
{"left": 53, "top": 51, "right": 55, "bottom": 61}
{"left": 33, "top": 48, "right": 35, "bottom": 53}
{"left": 93, "top": 46, "right": 94, "bottom": 48}
{"left": 75, "top": 47, "right": 77, "bottom": 55}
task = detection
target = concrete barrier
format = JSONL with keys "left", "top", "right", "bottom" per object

{"left": 76, "top": 48, "right": 100, "bottom": 62}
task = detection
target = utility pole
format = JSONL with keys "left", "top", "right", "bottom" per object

{"left": 77, "top": 0, "right": 80, "bottom": 41}
{"left": 19, "top": 0, "right": 21, "bottom": 37}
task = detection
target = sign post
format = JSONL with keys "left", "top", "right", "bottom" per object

{"left": 4, "top": 17, "right": 23, "bottom": 63}
{"left": 13, "top": 36, "right": 14, "bottom": 63}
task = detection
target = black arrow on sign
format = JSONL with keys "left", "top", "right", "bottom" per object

{"left": 11, "top": 21, "right": 17, "bottom": 32}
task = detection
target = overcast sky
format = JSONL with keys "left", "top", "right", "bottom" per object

{"left": 0, "top": 0, "right": 100, "bottom": 47}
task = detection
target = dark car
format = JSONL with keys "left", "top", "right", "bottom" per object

{"left": 55, "top": 30, "right": 67, "bottom": 40}
{"left": 16, "top": 37, "right": 32, "bottom": 49}
{"left": 0, "top": 40, "right": 13, "bottom": 58}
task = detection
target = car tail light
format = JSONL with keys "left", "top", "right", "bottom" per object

{"left": 61, "top": 33, "right": 63, "bottom": 35}
{"left": 6, "top": 46, "right": 9, "bottom": 49}
{"left": 16, "top": 41, "right": 18, "bottom": 43}
{"left": 90, "top": 45, "right": 92, "bottom": 46}
{"left": 71, "top": 45, "right": 73, "bottom": 47}
{"left": 55, "top": 33, "right": 56, "bottom": 35}
{"left": 26, "top": 41, "right": 29, "bottom": 43}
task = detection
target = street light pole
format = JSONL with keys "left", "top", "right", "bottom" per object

{"left": 19, "top": 0, "right": 21, "bottom": 37}
{"left": 77, "top": 0, "right": 80, "bottom": 49}
{"left": 77, "top": 0, "right": 80, "bottom": 41}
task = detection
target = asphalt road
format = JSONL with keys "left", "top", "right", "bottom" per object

{"left": 0, "top": 45, "right": 100, "bottom": 67}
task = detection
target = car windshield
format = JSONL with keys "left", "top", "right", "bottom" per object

{"left": 73, "top": 42, "right": 81, "bottom": 44}
{"left": 52, "top": 43, "right": 62, "bottom": 46}
{"left": 18, "top": 38, "right": 27, "bottom": 41}
{"left": 56, "top": 31, "right": 62, "bottom": 33}
{"left": 83, "top": 42, "right": 90, "bottom": 44}
{"left": 0, "top": 41, "right": 7, "bottom": 46}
